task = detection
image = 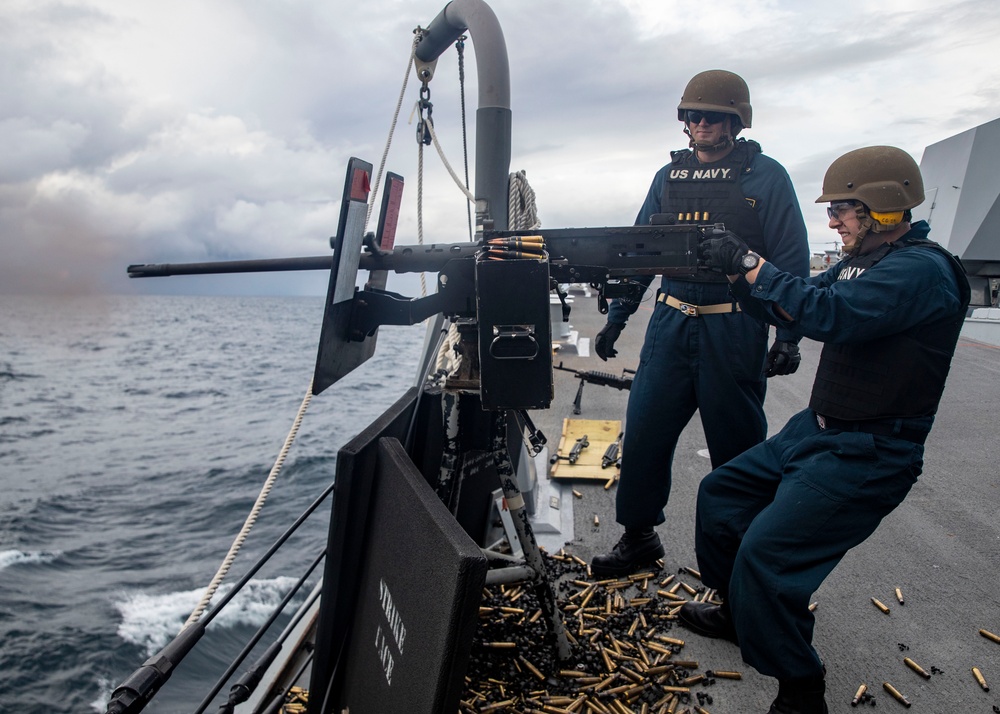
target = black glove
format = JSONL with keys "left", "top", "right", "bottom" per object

{"left": 765, "top": 340, "right": 801, "bottom": 377}
{"left": 595, "top": 322, "right": 625, "bottom": 361}
{"left": 699, "top": 230, "right": 749, "bottom": 274}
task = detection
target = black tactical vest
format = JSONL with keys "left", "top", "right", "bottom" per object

{"left": 662, "top": 139, "right": 766, "bottom": 283}
{"left": 809, "top": 239, "right": 971, "bottom": 421}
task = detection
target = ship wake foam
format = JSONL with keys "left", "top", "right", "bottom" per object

{"left": 114, "top": 576, "right": 302, "bottom": 655}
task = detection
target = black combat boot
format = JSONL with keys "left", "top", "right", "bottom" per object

{"left": 678, "top": 601, "right": 739, "bottom": 644}
{"left": 768, "top": 677, "right": 829, "bottom": 714}
{"left": 590, "top": 527, "right": 664, "bottom": 577}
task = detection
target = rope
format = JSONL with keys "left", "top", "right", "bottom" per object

{"left": 417, "top": 135, "right": 428, "bottom": 298}
{"left": 508, "top": 169, "right": 541, "bottom": 230}
{"left": 181, "top": 380, "right": 314, "bottom": 630}
{"left": 423, "top": 117, "right": 476, "bottom": 204}
{"left": 366, "top": 34, "right": 422, "bottom": 231}
{"left": 434, "top": 320, "right": 464, "bottom": 376}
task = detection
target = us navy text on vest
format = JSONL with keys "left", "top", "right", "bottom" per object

{"left": 669, "top": 167, "right": 735, "bottom": 180}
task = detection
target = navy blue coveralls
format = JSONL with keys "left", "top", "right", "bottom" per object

{"left": 609, "top": 140, "right": 809, "bottom": 529}
{"left": 694, "top": 223, "right": 970, "bottom": 681}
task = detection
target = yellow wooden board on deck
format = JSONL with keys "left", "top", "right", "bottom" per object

{"left": 550, "top": 418, "right": 622, "bottom": 480}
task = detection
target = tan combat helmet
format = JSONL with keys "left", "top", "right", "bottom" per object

{"left": 817, "top": 146, "right": 924, "bottom": 232}
{"left": 677, "top": 70, "right": 752, "bottom": 129}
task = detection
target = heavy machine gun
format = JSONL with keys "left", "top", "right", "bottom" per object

{"left": 128, "top": 158, "right": 722, "bottom": 409}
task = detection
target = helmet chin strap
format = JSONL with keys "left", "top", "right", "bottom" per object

{"left": 847, "top": 205, "right": 879, "bottom": 257}
{"left": 684, "top": 127, "right": 734, "bottom": 152}
{"left": 848, "top": 222, "right": 873, "bottom": 257}
{"left": 683, "top": 115, "right": 738, "bottom": 153}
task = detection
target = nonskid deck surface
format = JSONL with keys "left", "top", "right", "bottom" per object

{"left": 515, "top": 287, "right": 1000, "bottom": 713}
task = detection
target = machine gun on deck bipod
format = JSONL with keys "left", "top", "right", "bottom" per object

{"left": 553, "top": 362, "right": 635, "bottom": 415}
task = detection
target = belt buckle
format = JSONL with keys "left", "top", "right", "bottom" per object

{"left": 679, "top": 302, "right": 698, "bottom": 317}
{"left": 816, "top": 413, "right": 827, "bottom": 429}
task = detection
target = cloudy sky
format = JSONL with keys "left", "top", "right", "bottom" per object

{"left": 3, "top": 0, "right": 999, "bottom": 295}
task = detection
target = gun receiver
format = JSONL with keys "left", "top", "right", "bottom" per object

{"left": 550, "top": 435, "right": 590, "bottom": 465}
{"left": 601, "top": 432, "right": 624, "bottom": 469}
{"left": 553, "top": 362, "right": 635, "bottom": 415}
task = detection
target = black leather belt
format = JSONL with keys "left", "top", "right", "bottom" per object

{"left": 815, "top": 413, "right": 928, "bottom": 445}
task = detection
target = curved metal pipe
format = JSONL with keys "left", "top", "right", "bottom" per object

{"left": 416, "top": 0, "right": 511, "bottom": 230}
{"left": 416, "top": 0, "right": 510, "bottom": 109}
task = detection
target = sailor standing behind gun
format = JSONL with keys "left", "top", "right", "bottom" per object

{"left": 591, "top": 70, "right": 810, "bottom": 577}
{"left": 682, "top": 146, "right": 970, "bottom": 714}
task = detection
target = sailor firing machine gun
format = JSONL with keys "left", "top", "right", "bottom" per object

{"left": 117, "top": 159, "right": 729, "bottom": 710}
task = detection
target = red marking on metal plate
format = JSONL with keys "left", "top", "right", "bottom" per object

{"left": 380, "top": 178, "right": 403, "bottom": 250}
{"left": 350, "top": 169, "right": 371, "bottom": 201}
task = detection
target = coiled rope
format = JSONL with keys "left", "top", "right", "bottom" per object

{"left": 508, "top": 169, "right": 541, "bottom": 230}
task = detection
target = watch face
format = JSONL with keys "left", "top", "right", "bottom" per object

{"left": 741, "top": 253, "right": 759, "bottom": 269}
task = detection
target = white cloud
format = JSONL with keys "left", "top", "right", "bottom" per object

{"left": 2, "top": 0, "right": 999, "bottom": 294}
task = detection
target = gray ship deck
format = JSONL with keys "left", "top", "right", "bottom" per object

{"left": 532, "top": 286, "right": 1000, "bottom": 713}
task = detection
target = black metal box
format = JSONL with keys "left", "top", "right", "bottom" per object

{"left": 475, "top": 255, "right": 553, "bottom": 410}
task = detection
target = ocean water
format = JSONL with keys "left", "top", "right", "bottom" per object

{"left": 0, "top": 295, "right": 424, "bottom": 713}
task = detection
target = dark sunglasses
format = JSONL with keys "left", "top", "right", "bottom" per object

{"left": 826, "top": 201, "right": 857, "bottom": 221}
{"left": 685, "top": 110, "right": 728, "bottom": 125}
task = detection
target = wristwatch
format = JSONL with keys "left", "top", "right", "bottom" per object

{"left": 739, "top": 251, "right": 761, "bottom": 275}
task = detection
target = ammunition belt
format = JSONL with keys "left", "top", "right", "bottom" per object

{"left": 658, "top": 293, "right": 741, "bottom": 317}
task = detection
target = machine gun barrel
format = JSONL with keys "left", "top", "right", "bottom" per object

{"left": 127, "top": 256, "right": 333, "bottom": 278}
{"left": 127, "top": 224, "right": 708, "bottom": 280}
{"left": 127, "top": 243, "right": 483, "bottom": 278}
